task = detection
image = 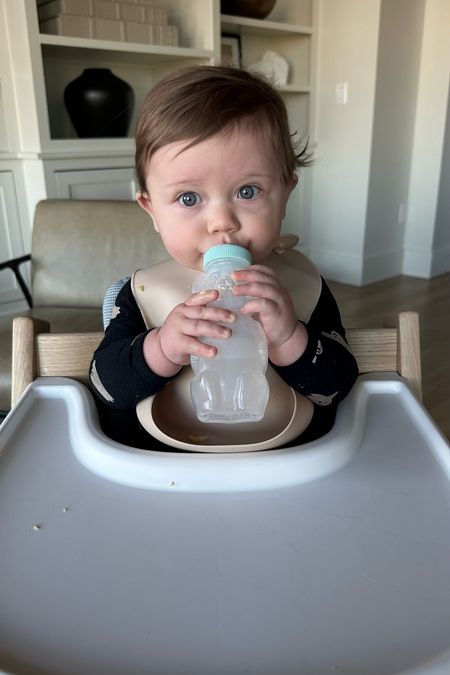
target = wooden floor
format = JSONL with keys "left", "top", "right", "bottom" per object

{"left": 329, "top": 272, "right": 450, "bottom": 439}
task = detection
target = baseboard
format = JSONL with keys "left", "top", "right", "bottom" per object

{"left": 305, "top": 247, "right": 363, "bottom": 285}
{"left": 308, "top": 245, "right": 450, "bottom": 286}
{"left": 402, "top": 245, "right": 450, "bottom": 278}
{"left": 361, "top": 249, "right": 404, "bottom": 285}
{"left": 430, "top": 245, "right": 450, "bottom": 277}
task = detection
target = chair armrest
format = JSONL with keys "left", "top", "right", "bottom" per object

{"left": 0, "top": 254, "right": 32, "bottom": 307}
{"left": 11, "top": 316, "right": 50, "bottom": 406}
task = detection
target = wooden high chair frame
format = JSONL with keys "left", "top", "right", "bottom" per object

{"left": 10, "top": 312, "right": 422, "bottom": 409}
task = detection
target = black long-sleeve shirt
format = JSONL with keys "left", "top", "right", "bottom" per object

{"left": 90, "top": 277, "right": 358, "bottom": 448}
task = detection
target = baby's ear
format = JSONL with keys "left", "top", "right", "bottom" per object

{"left": 136, "top": 191, "right": 159, "bottom": 232}
{"left": 287, "top": 174, "right": 298, "bottom": 194}
{"left": 136, "top": 190, "right": 150, "bottom": 211}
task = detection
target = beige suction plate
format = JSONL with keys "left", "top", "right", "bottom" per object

{"left": 136, "top": 367, "right": 313, "bottom": 453}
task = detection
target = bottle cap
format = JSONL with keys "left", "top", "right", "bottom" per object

{"left": 203, "top": 244, "right": 252, "bottom": 270}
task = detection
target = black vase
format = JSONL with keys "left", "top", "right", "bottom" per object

{"left": 64, "top": 68, "right": 134, "bottom": 138}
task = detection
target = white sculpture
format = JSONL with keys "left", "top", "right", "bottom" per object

{"left": 248, "top": 50, "right": 289, "bottom": 86}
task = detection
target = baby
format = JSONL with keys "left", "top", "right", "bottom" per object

{"left": 90, "top": 65, "right": 358, "bottom": 448}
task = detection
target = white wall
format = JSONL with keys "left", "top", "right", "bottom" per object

{"left": 308, "top": 0, "right": 381, "bottom": 285}
{"left": 433, "top": 84, "right": 450, "bottom": 272}
{"left": 1, "top": 0, "right": 43, "bottom": 153}
{"left": 363, "top": 0, "right": 425, "bottom": 284}
{"left": 403, "top": 0, "right": 450, "bottom": 278}
{"left": 309, "top": 0, "right": 450, "bottom": 285}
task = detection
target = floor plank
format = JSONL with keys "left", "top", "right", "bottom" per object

{"left": 329, "top": 273, "right": 450, "bottom": 439}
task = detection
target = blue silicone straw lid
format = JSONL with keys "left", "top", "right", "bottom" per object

{"left": 203, "top": 244, "right": 252, "bottom": 270}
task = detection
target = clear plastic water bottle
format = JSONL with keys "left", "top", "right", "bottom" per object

{"left": 190, "top": 244, "right": 269, "bottom": 423}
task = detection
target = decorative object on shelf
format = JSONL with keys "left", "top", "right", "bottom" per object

{"left": 221, "top": 34, "right": 241, "bottom": 67}
{"left": 38, "top": 0, "right": 179, "bottom": 46}
{"left": 220, "top": 0, "right": 277, "bottom": 20}
{"left": 64, "top": 68, "right": 134, "bottom": 138}
{"left": 248, "top": 50, "right": 289, "bottom": 86}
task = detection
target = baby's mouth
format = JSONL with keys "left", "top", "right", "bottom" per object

{"left": 214, "top": 236, "right": 248, "bottom": 248}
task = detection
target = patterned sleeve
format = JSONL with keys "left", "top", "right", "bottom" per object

{"left": 271, "top": 278, "right": 359, "bottom": 408}
{"left": 89, "top": 279, "right": 175, "bottom": 409}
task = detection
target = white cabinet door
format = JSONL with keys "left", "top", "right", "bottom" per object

{"left": 0, "top": 172, "right": 28, "bottom": 307}
{"left": 53, "top": 167, "right": 136, "bottom": 200}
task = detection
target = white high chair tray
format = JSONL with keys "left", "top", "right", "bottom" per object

{"left": 1, "top": 376, "right": 450, "bottom": 675}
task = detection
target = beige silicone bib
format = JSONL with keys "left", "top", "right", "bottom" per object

{"left": 134, "top": 237, "right": 321, "bottom": 453}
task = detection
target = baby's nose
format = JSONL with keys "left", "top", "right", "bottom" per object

{"left": 207, "top": 203, "right": 240, "bottom": 233}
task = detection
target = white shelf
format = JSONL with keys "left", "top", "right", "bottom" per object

{"left": 39, "top": 33, "right": 214, "bottom": 63}
{"left": 39, "top": 138, "right": 135, "bottom": 160}
{"left": 221, "top": 14, "right": 312, "bottom": 36}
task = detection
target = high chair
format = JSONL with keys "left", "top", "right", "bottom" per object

{"left": 11, "top": 311, "right": 422, "bottom": 409}
{"left": 5, "top": 310, "right": 450, "bottom": 675}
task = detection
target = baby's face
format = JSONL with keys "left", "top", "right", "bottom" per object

{"left": 137, "top": 124, "right": 296, "bottom": 271}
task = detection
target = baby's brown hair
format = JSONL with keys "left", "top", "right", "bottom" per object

{"left": 135, "top": 65, "right": 309, "bottom": 191}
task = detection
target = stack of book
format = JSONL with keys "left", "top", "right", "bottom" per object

{"left": 37, "top": 0, "right": 179, "bottom": 47}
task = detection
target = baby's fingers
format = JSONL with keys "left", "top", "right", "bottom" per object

{"left": 231, "top": 266, "right": 277, "bottom": 283}
{"left": 239, "top": 297, "right": 276, "bottom": 316}
{"left": 183, "top": 302, "right": 236, "bottom": 325}
{"left": 181, "top": 316, "right": 233, "bottom": 360}
{"left": 184, "top": 317, "right": 233, "bottom": 342}
{"left": 232, "top": 279, "right": 280, "bottom": 302}
{"left": 186, "top": 289, "right": 218, "bottom": 306}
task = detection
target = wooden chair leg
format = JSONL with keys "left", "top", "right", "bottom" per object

{"left": 384, "top": 311, "right": 422, "bottom": 401}
{"left": 398, "top": 311, "right": 422, "bottom": 402}
{"left": 11, "top": 317, "right": 50, "bottom": 407}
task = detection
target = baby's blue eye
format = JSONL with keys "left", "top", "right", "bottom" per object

{"left": 238, "top": 185, "right": 259, "bottom": 200}
{"left": 178, "top": 191, "right": 200, "bottom": 207}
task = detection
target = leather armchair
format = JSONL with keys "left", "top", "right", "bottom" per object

{"left": 0, "top": 199, "right": 169, "bottom": 413}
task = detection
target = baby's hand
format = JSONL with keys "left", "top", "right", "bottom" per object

{"left": 231, "top": 265, "right": 308, "bottom": 366}
{"left": 143, "top": 290, "right": 236, "bottom": 377}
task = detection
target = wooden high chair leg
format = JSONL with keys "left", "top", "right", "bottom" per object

{"left": 11, "top": 317, "right": 50, "bottom": 407}
{"left": 384, "top": 311, "right": 422, "bottom": 401}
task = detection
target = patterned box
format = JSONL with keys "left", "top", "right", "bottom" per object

{"left": 145, "top": 6, "right": 167, "bottom": 25}
{"left": 119, "top": 3, "right": 146, "bottom": 22}
{"left": 153, "top": 24, "right": 178, "bottom": 46}
{"left": 38, "top": 0, "right": 91, "bottom": 21}
{"left": 38, "top": 0, "right": 177, "bottom": 47}
{"left": 92, "top": 0, "right": 120, "bottom": 20}
{"left": 39, "top": 15, "right": 93, "bottom": 38}
{"left": 124, "top": 20, "right": 151, "bottom": 44}
{"left": 121, "top": 0, "right": 164, "bottom": 4}
{"left": 94, "top": 17, "right": 125, "bottom": 40}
